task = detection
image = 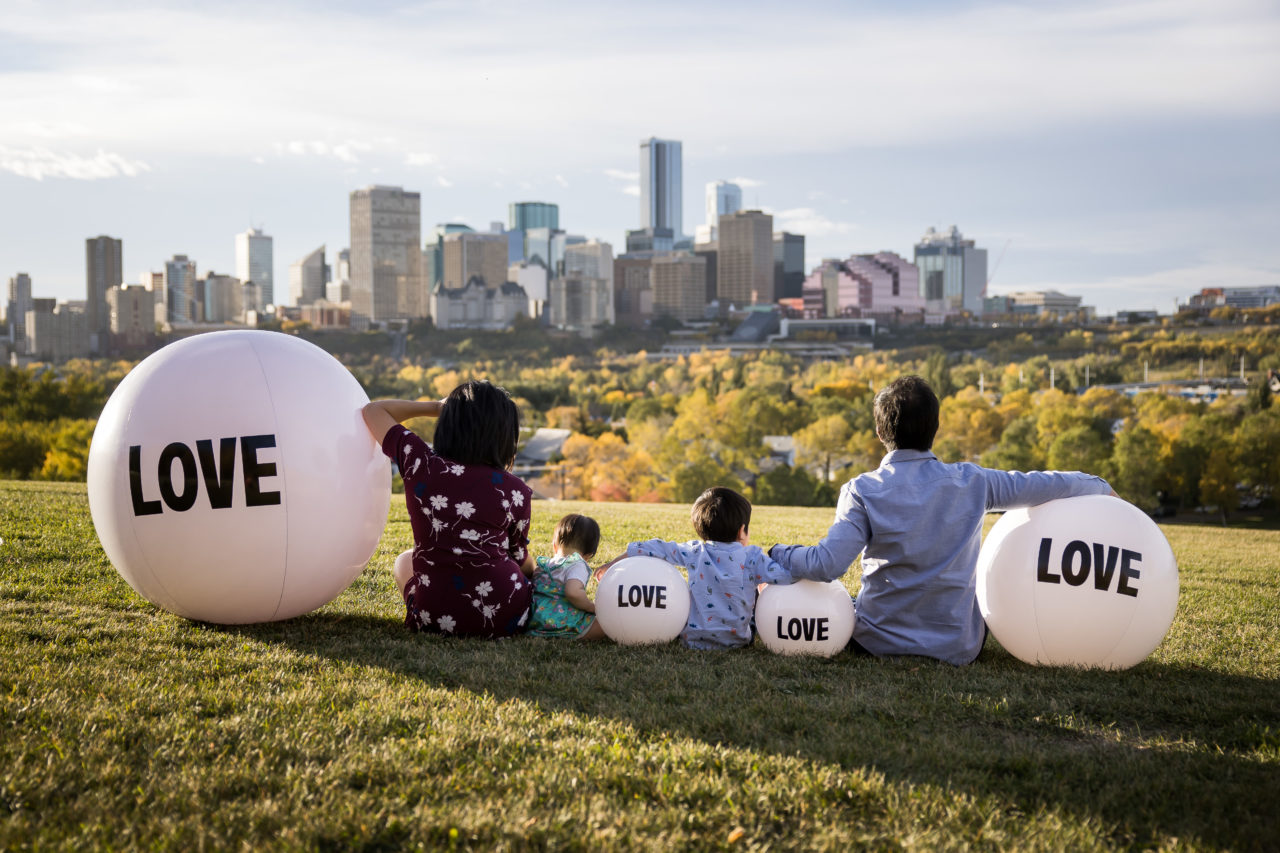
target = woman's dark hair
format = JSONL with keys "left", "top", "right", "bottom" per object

{"left": 691, "top": 487, "right": 752, "bottom": 543}
{"left": 433, "top": 380, "right": 520, "bottom": 469}
{"left": 873, "top": 375, "right": 939, "bottom": 451}
{"left": 554, "top": 514, "right": 600, "bottom": 559}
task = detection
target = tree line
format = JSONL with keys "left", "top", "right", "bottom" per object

{"left": 4, "top": 322, "right": 1278, "bottom": 521}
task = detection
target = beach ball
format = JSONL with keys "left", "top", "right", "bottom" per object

{"left": 755, "top": 580, "right": 855, "bottom": 657}
{"left": 977, "top": 494, "right": 1178, "bottom": 669}
{"left": 87, "top": 330, "right": 390, "bottom": 624}
{"left": 595, "top": 556, "right": 691, "bottom": 645}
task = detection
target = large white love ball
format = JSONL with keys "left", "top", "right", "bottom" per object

{"left": 595, "top": 556, "right": 691, "bottom": 645}
{"left": 88, "top": 330, "right": 390, "bottom": 624}
{"left": 977, "top": 494, "right": 1179, "bottom": 669}
{"left": 755, "top": 580, "right": 855, "bottom": 657}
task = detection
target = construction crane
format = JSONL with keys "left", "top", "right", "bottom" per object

{"left": 987, "top": 238, "right": 1012, "bottom": 289}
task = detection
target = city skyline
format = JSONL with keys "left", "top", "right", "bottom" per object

{"left": 1, "top": 0, "right": 1277, "bottom": 317}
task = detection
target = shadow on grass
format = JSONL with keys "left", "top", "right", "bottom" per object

{"left": 224, "top": 612, "right": 1279, "bottom": 850}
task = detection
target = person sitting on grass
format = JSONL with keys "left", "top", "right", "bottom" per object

{"left": 605, "top": 487, "right": 797, "bottom": 650}
{"left": 363, "top": 381, "right": 533, "bottom": 639}
{"left": 768, "top": 375, "right": 1114, "bottom": 665}
{"left": 526, "top": 513, "right": 608, "bottom": 641}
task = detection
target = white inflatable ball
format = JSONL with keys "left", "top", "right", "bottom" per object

{"left": 755, "top": 580, "right": 855, "bottom": 657}
{"left": 88, "top": 330, "right": 391, "bottom": 624}
{"left": 595, "top": 556, "right": 691, "bottom": 645}
{"left": 977, "top": 494, "right": 1178, "bottom": 669}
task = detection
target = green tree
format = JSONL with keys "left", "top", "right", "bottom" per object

{"left": 39, "top": 419, "right": 96, "bottom": 481}
{"left": 1046, "top": 424, "right": 1111, "bottom": 476}
{"left": 794, "top": 414, "right": 854, "bottom": 483}
{"left": 753, "top": 464, "right": 834, "bottom": 507}
{"left": 1199, "top": 447, "right": 1240, "bottom": 526}
{"left": 981, "top": 415, "right": 1042, "bottom": 471}
{"left": 1108, "top": 426, "right": 1162, "bottom": 510}
{"left": 669, "top": 458, "right": 744, "bottom": 504}
{"left": 920, "top": 351, "right": 955, "bottom": 398}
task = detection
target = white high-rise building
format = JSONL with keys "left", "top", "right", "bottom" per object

{"left": 289, "top": 245, "right": 328, "bottom": 307}
{"left": 696, "top": 181, "right": 742, "bottom": 244}
{"left": 640, "top": 137, "right": 683, "bottom": 239}
{"left": 235, "top": 227, "right": 274, "bottom": 309}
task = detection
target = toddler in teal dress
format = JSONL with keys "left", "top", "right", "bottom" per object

{"left": 527, "top": 514, "right": 607, "bottom": 641}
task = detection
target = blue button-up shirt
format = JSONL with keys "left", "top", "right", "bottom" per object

{"left": 770, "top": 450, "right": 1111, "bottom": 665}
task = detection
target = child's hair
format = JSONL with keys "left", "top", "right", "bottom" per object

{"left": 691, "top": 487, "right": 752, "bottom": 543}
{"left": 873, "top": 375, "right": 939, "bottom": 451}
{"left": 553, "top": 513, "right": 600, "bottom": 559}
{"left": 433, "top": 380, "right": 520, "bottom": 469}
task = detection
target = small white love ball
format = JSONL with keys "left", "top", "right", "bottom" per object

{"left": 755, "top": 580, "right": 855, "bottom": 657}
{"left": 88, "top": 330, "right": 390, "bottom": 624}
{"left": 595, "top": 556, "right": 691, "bottom": 645}
{"left": 977, "top": 494, "right": 1179, "bottom": 669}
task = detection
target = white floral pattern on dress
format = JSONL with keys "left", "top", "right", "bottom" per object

{"left": 437, "top": 615, "right": 456, "bottom": 632}
{"left": 456, "top": 501, "right": 475, "bottom": 518}
{"left": 475, "top": 581, "right": 492, "bottom": 597}
{"left": 430, "top": 495, "right": 449, "bottom": 510}
{"left": 511, "top": 491, "right": 524, "bottom": 507}
{"left": 449, "top": 464, "right": 465, "bottom": 476}
{"left": 460, "top": 529, "right": 480, "bottom": 541}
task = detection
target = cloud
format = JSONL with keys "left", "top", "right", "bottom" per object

{"left": 405, "top": 151, "right": 437, "bottom": 167}
{"left": 436, "top": 176, "right": 453, "bottom": 188}
{"left": 772, "top": 207, "right": 859, "bottom": 238}
{"left": 275, "top": 140, "right": 373, "bottom": 163}
{"left": 555, "top": 174, "right": 569, "bottom": 187}
{"left": 730, "top": 176, "right": 763, "bottom": 189}
{"left": 623, "top": 185, "right": 640, "bottom": 197}
{"left": 0, "top": 146, "right": 150, "bottom": 181}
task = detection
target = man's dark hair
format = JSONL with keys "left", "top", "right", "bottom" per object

{"left": 554, "top": 514, "right": 600, "bottom": 559}
{"left": 433, "top": 380, "right": 520, "bottom": 469}
{"left": 691, "top": 487, "right": 752, "bottom": 543}
{"left": 873, "top": 375, "right": 939, "bottom": 451}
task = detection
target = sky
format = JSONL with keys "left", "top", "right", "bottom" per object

{"left": 2, "top": 0, "right": 1278, "bottom": 317}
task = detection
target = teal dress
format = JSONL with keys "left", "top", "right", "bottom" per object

{"left": 527, "top": 554, "right": 596, "bottom": 638}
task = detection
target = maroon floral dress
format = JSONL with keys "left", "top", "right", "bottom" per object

{"left": 382, "top": 426, "right": 532, "bottom": 637}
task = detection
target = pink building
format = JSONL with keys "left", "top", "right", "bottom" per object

{"left": 800, "top": 252, "right": 924, "bottom": 323}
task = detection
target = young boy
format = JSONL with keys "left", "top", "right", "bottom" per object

{"left": 623, "top": 487, "right": 796, "bottom": 650}
{"left": 769, "top": 375, "right": 1114, "bottom": 665}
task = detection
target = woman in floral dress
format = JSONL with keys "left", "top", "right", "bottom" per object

{"left": 362, "top": 381, "right": 533, "bottom": 638}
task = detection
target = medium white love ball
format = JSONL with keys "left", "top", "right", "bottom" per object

{"left": 755, "top": 580, "right": 855, "bottom": 656}
{"left": 595, "top": 556, "right": 691, "bottom": 645}
{"left": 977, "top": 494, "right": 1179, "bottom": 669}
{"left": 88, "top": 330, "right": 390, "bottom": 624}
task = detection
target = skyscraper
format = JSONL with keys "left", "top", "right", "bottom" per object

{"left": 773, "top": 232, "right": 805, "bottom": 300}
{"left": 7, "top": 273, "right": 32, "bottom": 349}
{"left": 913, "top": 226, "right": 988, "bottom": 316}
{"left": 235, "top": 227, "right": 274, "bottom": 309}
{"left": 441, "top": 231, "right": 508, "bottom": 290}
{"left": 289, "top": 246, "right": 328, "bottom": 307}
{"left": 640, "top": 137, "right": 683, "bottom": 238}
{"left": 164, "top": 255, "right": 197, "bottom": 324}
{"left": 696, "top": 181, "right": 742, "bottom": 244}
{"left": 350, "top": 185, "right": 423, "bottom": 323}
{"left": 85, "top": 235, "right": 122, "bottom": 354}
{"left": 509, "top": 202, "right": 559, "bottom": 233}
{"left": 718, "top": 210, "right": 774, "bottom": 308}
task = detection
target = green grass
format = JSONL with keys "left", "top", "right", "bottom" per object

{"left": 2, "top": 482, "right": 1277, "bottom": 851}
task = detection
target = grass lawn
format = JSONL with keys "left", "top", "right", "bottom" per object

{"left": 1, "top": 480, "right": 1277, "bottom": 851}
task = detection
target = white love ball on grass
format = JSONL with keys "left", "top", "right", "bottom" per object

{"left": 88, "top": 330, "right": 390, "bottom": 624}
{"left": 755, "top": 580, "right": 855, "bottom": 657}
{"left": 977, "top": 494, "right": 1178, "bottom": 669}
{"left": 595, "top": 556, "right": 691, "bottom": 645}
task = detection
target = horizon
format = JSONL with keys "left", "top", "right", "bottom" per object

{"left": 2, "top": 0, "right": 1278, "bottom": 318}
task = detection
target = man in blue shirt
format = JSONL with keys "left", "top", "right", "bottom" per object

{"left": 769, "top": 376, "right": 1113, "bottom": 665}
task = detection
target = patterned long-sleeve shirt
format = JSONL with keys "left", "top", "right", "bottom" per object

{"left": 626, "top": 539, "right": 795, "bottom": 650}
